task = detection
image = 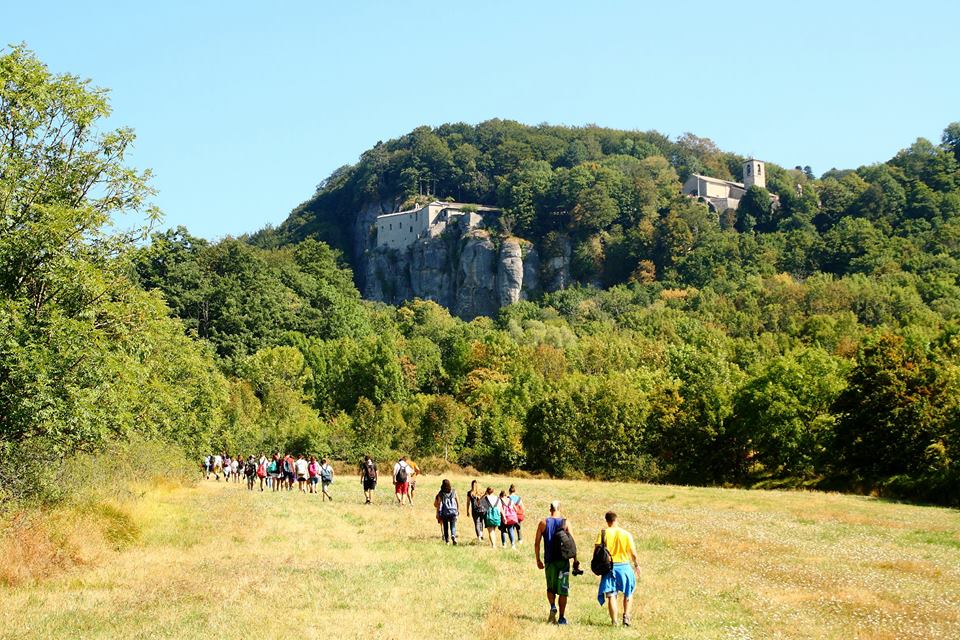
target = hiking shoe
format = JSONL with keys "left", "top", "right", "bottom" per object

{"left": 548, "top": 607, "right": 557, "bottom": 624}
{"left": 622, "top": 614, "right": 631, "bottom": 627}
{"left": 452, "top": 538, "right": 457, "bottom": 546}
{"left": 557, "top": 617, "right": 568, "bottom": 625}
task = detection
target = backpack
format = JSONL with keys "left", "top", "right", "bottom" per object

{"left": 440, "top": 491, "right": 458, "bottom": 518}
{"left": 514, "top": 500, "right": 525, "bottom": 522}
{"left": 308, "top": 461, "right": 319, "bottom": 478}
{"left": 320, "top": 465, "right": 333, "bottom": 483}
{"left": 473, "top": 494, "right": 489, "bottom": 517}
{"left": 268, "top": 460, "right": 277, "bottom": 474}
{"left": 550, "top": 520, "right": 577, "bottom": 561}
{"left": 484, "top": 499, "right": 501, "bottom": 527}
{"left": 395, "top": 464, "right": 408, "bottom": 484}
{"left": 244, "top": 460, "right": 256, "bottom": 476}
{"left": 257, "top": 462, "right": 266, "bottom": 478}
{"left": 363, "top": 461, "right": 376, "bottom": 480}
{"left": 591, "top": 529, "right": 614, "bottom": 576}
{"left": 502, "top": 500, "right": 519, "bottom": 526}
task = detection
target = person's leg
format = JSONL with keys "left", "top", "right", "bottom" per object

{"left": 557, "top": 595, "right": 567, "bottom": 621}
{"left": 515, "top": 522, "right": 522, "bottom": 543}
{"left": 450, "top": 516, "right": 457, "bottom": 543}
{"left": 547, "top": 591, "right": 557, "bottom": 623}
{"left": 441, "top": 518, "right": 450, "bottom": 543}
{"left": 487, "top": 527, "right": 496, "bottom": 547}
{"left": 622, "top": 594, "right": 633, "bottom": 626}
{"left": 605, "top": 593, "right": 618, "bottom": 625}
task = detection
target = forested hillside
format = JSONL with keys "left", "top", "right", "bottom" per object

{"left": 4, "top": 47, "right": 960, "bottom": 506}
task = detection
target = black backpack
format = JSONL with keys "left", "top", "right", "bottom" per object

{"left": 591, "top": 529, "right": 614, "bottom": 576}
{"left": 395, "top": 464, "right": 408, "bottom": 484}
{"left": 473, "top": 493, "right": 489, "bottom": 516}
{"left": 553, "top": 521, "right": 578, "bottom": 561}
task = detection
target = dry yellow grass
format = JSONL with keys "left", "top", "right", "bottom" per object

{"left": 2, "top": 474, "right": 959, "bottom": 639}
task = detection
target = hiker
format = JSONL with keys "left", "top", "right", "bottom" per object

{"left": 203, "top": 455, "right": 212, "bottom": 479}
{"left": 319, "top": 458, "right": 334, "bottom": 501}
{"left": 392, "top": 457, "right": 413, "bottom": 506}
{"left": 283, "top": 453, "right": 296, "bottom": 490}
{"left": 594, "top": 511, "right": 639, "bottom": 627}
{"left": 307, "top": 455, "right": 320, "bottom": 494}
{"left": 244, "top": 455, "right": 257, "bottom": 490}
{"left": 407, "top": 458, "right": 421, "bottom": 503}
{"left": 482, "top": 487, "right": 502, "bottom": 547}
{"left": 534, "top": 500, "right": 581, "bottom": 626}
{"left": 433, "top": 479, "right": 459, "bottom": 545}
{"left": 295, "top": 454, "right": 309, "bottom": 493}
{"left": 223, "top": 455, "right": 233, "bottom": 482}
{"left": 360, "top": 455, "right": 378, "bottom": 504}
{"left": 466, "top": 480, "right": 486, "bottom": 542}
{"left": 269, "top": 453, "right": 281, "bottom": 492}
{"left": 212, "top": 453, "right": 223, "bottom": 481}
{"left": 231, "top": 456, "right": 240, "bottom": 483}
{"left": 508, "top": 484, "right": 525, "bottom": 545}
{"left": 499, "top": 490, "right": 519, "bottom": 549}
{"left": 256, "top": 453, "right": 268, "bottom": 491}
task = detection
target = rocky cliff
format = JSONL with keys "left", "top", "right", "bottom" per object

{"left": 363, "top": 228, "right": 556, "bottom": 319}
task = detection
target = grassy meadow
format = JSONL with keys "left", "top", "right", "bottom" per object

{"left": 2, "top": 473, "right": 959, "bottom": 639}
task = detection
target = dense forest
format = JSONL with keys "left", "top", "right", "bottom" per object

{"left": 3, "top": 47, "right": 960, "bottom": 505}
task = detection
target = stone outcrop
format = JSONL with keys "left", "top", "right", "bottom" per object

{"left": 363, "top": 228, "right": 547, "bottom": 319}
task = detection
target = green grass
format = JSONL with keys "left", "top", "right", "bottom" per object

{"left": 2, "top": 474, "right": 960, "bottom": 639}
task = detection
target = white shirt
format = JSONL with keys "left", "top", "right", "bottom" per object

{"left": 295, "top": 458, "right": 309, "bottom": 476}
{"left": 213, "top": 455, "right": 223, "bottom": 467}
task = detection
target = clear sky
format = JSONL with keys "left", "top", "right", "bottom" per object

{"left": 5, "top": 1, "right": 959, "bottom": 239}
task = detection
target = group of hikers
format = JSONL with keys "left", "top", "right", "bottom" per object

{"left": 430, "top": 473, "right": 638, "bottom": 626}
{"left": 203, "top": 452, "right": 639, "bottom": 626}
{"left": 202, "top": 453, "right": 335, "bottom": 499}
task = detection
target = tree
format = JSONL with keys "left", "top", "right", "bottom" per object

{"left": 419, "top": 395, "right": 469, "bottom": 461}
{"left": 833, "top": 334, "right": 957, "bottom": 477}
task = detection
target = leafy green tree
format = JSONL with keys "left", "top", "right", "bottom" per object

{"left": 732, "top": 348, "right": 848, "bottom": 477}
{"left": 833, "top": 334, "right": 958, "bottom": 477}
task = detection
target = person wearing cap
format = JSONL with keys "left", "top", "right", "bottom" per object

{"left": 595, "top": 511, "right": 639, "bottom": 626}
{"left": 534, "top": 500, "right": 580, "bottom": 625}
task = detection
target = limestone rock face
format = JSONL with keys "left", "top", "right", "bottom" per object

{"left": 454, "top": 231, "right": 498, "bottom": 319}
{"left": 410, "top": 237, "right": 453, "bottom": 308}
{"left": 361, "top": 221, "right": 550, "bottom": 319}
{"left": 497, "top": 237, "right": 525, "bottom": 307}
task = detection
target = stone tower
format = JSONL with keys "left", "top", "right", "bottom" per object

{"left": 743, "top": 159, "right": 765, "bottom": 189}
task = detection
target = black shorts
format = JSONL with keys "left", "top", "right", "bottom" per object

{"left": 363, "top": 478, "right": 377, "bottom": 491}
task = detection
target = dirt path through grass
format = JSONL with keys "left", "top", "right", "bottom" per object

{"left": 3, "top": 475, "right": 960, "bottom": 639}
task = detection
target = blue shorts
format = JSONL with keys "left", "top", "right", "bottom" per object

{"left": 597, "top": 563, "right": 636, "bottom": 605}
{"left": 309, "top": 477, "right": 319, "bottom": 485}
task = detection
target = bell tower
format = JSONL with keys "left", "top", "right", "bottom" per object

{"left": 743, "top": 159, "right": 765, "bottom": 189}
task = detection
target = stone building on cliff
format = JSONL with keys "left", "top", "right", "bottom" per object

{"left": 374, "top": 201, "right": 499, "bottom": 250}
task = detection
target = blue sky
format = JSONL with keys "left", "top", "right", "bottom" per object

{"left": 5, "top": 1, "right": 959, "bottom": 239}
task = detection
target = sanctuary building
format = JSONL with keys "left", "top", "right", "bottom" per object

{"left": 374, "top": 201, "right": 498, "bottom": 250}
{"left": 682, "top": 159, "right": 767, "bottom": 212}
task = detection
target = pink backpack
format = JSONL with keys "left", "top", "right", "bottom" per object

{"left": 503, "top": 500, "right": 519, "bottom": 526}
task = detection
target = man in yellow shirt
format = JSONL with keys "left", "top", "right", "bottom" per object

{"left": 594, "top": 511, "right": 639, "bottom": 626}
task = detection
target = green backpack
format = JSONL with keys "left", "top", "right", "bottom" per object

{"left": 484, "top": 499, "right": 502, "bottom": 527}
